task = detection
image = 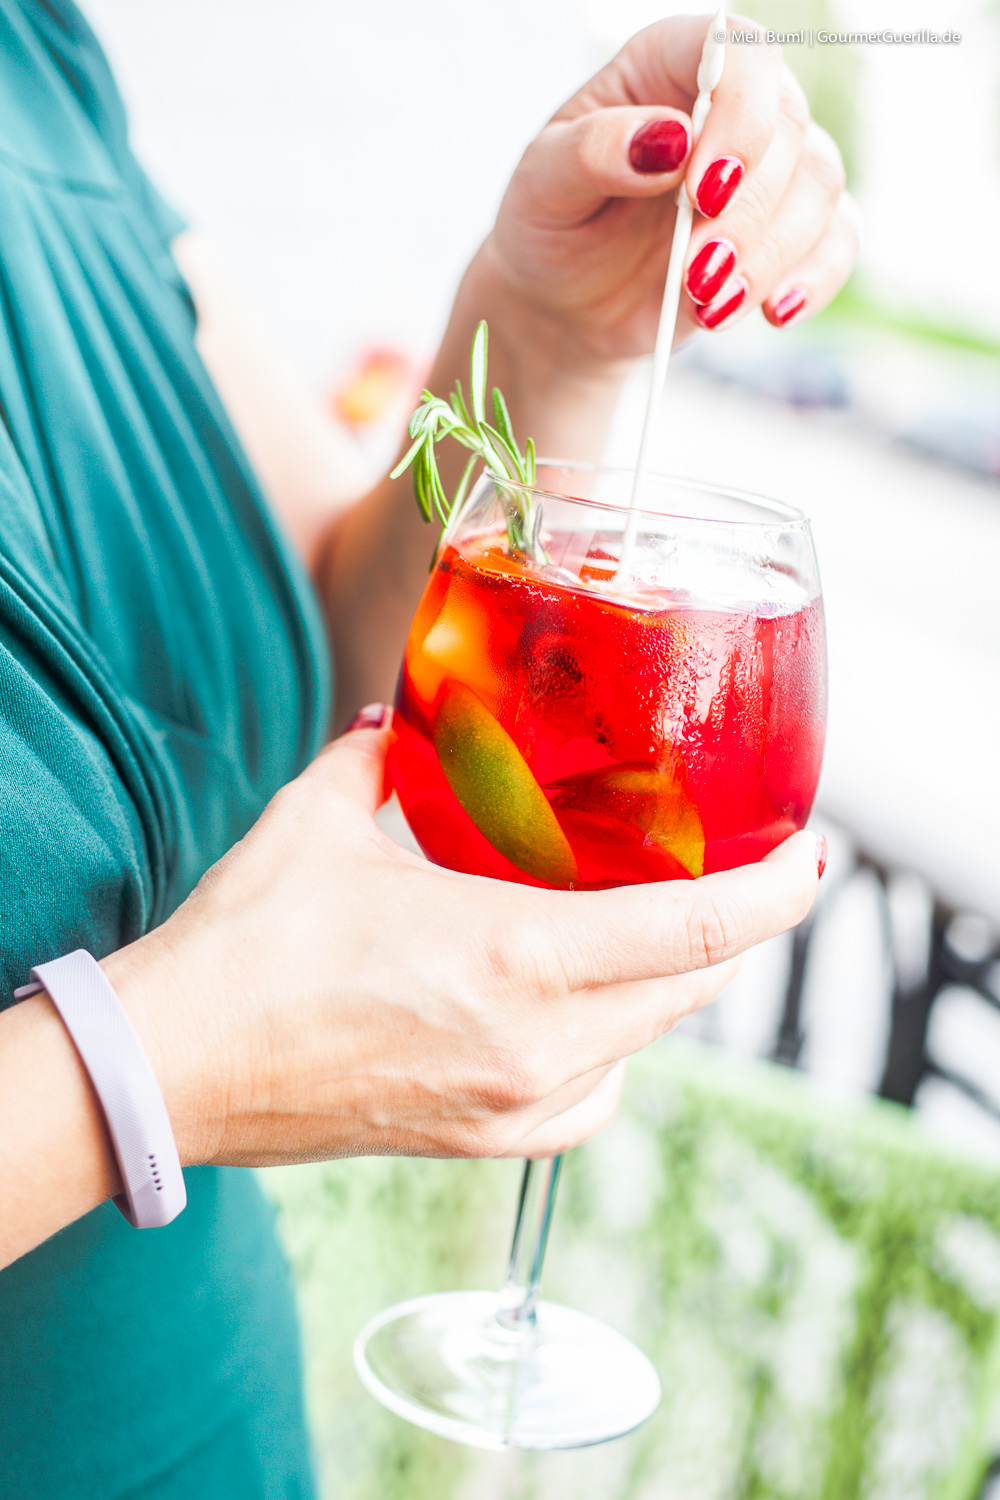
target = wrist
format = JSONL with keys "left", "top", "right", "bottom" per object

{"left": 444, "top": 242, "right": 630, "bottom": 461}
{"left": 463, "top": 239, "right": 628, "bottom": 383}
{"left": 0, "top": 993, "right": 122, "bottom": 1265}
{"left": 100, "top": 931, "right": 226, "bottom": 1169}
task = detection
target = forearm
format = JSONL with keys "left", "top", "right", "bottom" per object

{"left": 320, "top": 242, "right": 630, "bottom": 729}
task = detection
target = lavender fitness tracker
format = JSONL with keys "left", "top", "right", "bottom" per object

{"left": 14, "top": 950, "right": 186, "bottom": 1227}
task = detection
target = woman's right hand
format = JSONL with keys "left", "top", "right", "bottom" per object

{"left": 106, "top": 709, "right": 822, "bottom": 1168}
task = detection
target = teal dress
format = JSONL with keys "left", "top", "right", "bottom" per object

{"left": 0, "top": 3, "right": 329, "bottom": 1495}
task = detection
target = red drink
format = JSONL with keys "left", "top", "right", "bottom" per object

{"left": 390, "top": 528, "right": 826, "bottom": 890}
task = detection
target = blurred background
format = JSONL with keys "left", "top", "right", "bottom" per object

{"left": 82, "top": 2, "right": 1000, "bottom": 1494}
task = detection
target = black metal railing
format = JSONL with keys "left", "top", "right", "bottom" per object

{"left": 772, "top": 835, "right": 1000, "bottom": 1120}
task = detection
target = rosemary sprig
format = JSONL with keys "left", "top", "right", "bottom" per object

{"left": 390, "top": 321, "right": 543, "bottom": 559}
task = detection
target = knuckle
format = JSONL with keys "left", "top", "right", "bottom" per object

{"left": 814, "top": 154, "right": 847, "bottom": 203}
{"left": 805, "top": 125, "right": 847, "bottom": 199}
{"left": 733, "top": 18, "right": 784, "bottom": 64}
{"left": 477, "top": 1046, "right": 541, "bottom": 1114}
{"left": 733, "top": 171, "right": 772, "bottom": 228}
{"left": 476, "top": 931, "right": 522, "bottom": 994}
{"left": 449, "top": 1116, "right": 516, "bottom": 1160}
{"left": 684, "top": 892, "right": 742, "bottom": 968}
{"left": 750, "top": 225, "right": 787, "bottom": 282}
{"left": 481, "top": 915, "right": 571, "bottom": 1001}
{"left": 269, "top": 770, "right": 339, "bottom": 832}
{"left": 778, "top": 73, "right": 811, "bottom": 138}
{"left": 732, "top": 101, "right": 781, "bottom": 162}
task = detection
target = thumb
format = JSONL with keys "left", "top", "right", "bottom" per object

{"left": 513, "top": 105, "right": 693, "bottom": 223}
{"left": 303, "top": 702, "right": 394, "bottom": 814}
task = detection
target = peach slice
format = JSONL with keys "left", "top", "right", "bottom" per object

{"left": 433, "top": 682, "right": 579, "bottom": 887}
{"left": 547, "top": 763, "right": 704, "bottom": 879}
{"left": 407, "top": 593, "right": 502, "bottom": 713}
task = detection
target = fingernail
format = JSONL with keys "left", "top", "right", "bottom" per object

{"left": 629, "top": 118, "right": 691, "bottom": 175}
{"left": 696, "top": 155, "right": 745, "bottom": 217}
{"left": 695, "top": 276, "right": 747, "bottom": 330}
{"left": 815, "top": 834, "right": 828, "bottom": 881}
{"left": 772, "top": 286, "right": 807, "bottom": 326}
{"left": 685, "top": 238, "right": 737, "bottom": 305}
{"left": 347, "top": 702, "right": 388, "bottom": 732}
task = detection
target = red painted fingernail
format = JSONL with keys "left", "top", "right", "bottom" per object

{"left": 695, "top": 276, "right": 747, "bottom": 330}
{"left": 816, "top": 834, "right": 828, "bottom": 880}
{"left": 685, "top": 238, "right": 737, "bottom": 305}
{"left": 629, "top": 118, "right": 691, "bottom": 175}
{"left": 696, "top": 156, "right": 745, "bottom": 217}
{"left": 347, "top": 702, "right": 388, "bottom": 732}
{"left": 772, "top": 286, "right": 807, "bottom": 326}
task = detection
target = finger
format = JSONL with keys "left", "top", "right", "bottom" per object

{"left": 762, "top": 191, "right": 860, "bottom": 329}
{"left": 489, "top": 1060, "right": 618, "bottom": 1152}
{"left": 522, "top": 829, "right": 821, "bottom": 994}
{"left": 557, "top": 15, "right": 729, "bottom": 118}
{"left": 509, "top": 952, "right": 740, "bottom": 1154}
{"left": 685, "top": 19, "right": 786, "bottom": 219}
{"left": 696, "top": 174, "right": 854, "bottom": 335}
{"left": 578, "top": 955, "right": 742, "bottom": 1051}
{"left": 513, "top": 105, "right": 694, "bottom": 225}
{"left": 683, "top": 74, "right": 812, "bottom": 307}
{"left": 522, "top": 957, "right": 743, "bottom": 1085}
{"left": 505, "top": 1061, "right": 628, "bottom": 1159}
{"left": 691, "top": 124, "right": 845, "bottom": 332}
{"left": 299, "top": 702, "right": 394, "bottom": 814}
{"left": 471, "top": 963, "right": 740, "bottom": 1158}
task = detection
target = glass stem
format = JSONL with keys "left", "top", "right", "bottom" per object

{"left": 495, "top": 1155, "right": 563, "bottom": 1332}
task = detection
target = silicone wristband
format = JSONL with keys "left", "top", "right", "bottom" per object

{"left": 14, "top": 950, "right": 186, "bottom": 1228}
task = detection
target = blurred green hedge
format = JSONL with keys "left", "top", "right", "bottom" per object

{"left": 263, "top": 1042, "right": 1000, "bottom": 1500}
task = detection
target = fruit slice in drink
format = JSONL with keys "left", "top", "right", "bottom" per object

{"left": 546, "top": 763, "right": 704, "bottom": 879}
{"left": 433, "top": 681, "right": 578, "bottom": 887}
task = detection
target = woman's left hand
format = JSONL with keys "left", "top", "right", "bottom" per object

{"left": 483, "top": 13, "right": 857, "bottom": 362}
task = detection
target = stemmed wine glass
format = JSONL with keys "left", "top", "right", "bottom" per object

{"left": 355, "top": 463, "right": 827, "bottom": 1449}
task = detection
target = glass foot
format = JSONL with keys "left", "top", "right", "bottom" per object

{"left": 354, "top": 1290, "right": 661, "bottom": 1451}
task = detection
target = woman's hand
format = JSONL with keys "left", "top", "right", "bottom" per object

{"left": 105, "top": 712, "right": 822, "bottom": 1169}
{"left": 482, "top": 13, "right": 857, "bottom": 362}
{"left": 2, "top": 711, "right": 821, "bottom": 1265}
{"left": 321, "top": 14, "right": 859, "bottom": 723}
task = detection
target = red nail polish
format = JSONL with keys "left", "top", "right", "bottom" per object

{"left": 629, "top": 118, "right": 691, "bottom": 175}
{"left": 696, "top": 156, "right": 745, "bottom": 217}
{"left": 685, "top": 239, "right": 737, "bottom": 305}
{"left": 347, "top": 703, "right": 388, "bottom": 732}
{"left": 695, "top": 277, "right": 747, "bottom": 330}
{"left": 772, "top": 286, "right": 807, "bottom": 326}
{"left": 816, "top": 834, "right": 828, "bottom": 881}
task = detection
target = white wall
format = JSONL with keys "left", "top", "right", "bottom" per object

{"left": 86, "top": 0, "right": 1000, "bottom": 373}
{"left": 85, "top": 0, "right": 595, "bottom": 381}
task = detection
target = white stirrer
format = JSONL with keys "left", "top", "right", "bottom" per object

{"left": 615, "top": 9, "right": 727, "bottom": 584}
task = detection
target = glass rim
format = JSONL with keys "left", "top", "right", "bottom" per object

{"left": 481, "top": 459, "right": 810, "bottom": 532}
